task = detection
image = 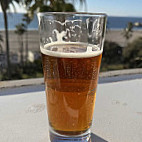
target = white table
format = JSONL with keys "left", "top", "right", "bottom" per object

{"left": 0, "top": 78, "right": 142, "bottom": 142}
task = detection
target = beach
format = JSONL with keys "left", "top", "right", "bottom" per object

{"left": 0, "top": 29, "right": 142, "bottom": 53}
{"left": 106, "top": 29, "right": 142, "bottom": 46}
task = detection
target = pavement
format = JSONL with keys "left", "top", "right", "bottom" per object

{"left": 0, "top": 75, "right": 142, "bottom": 142}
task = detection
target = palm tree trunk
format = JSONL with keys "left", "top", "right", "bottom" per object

{"left": 25, "top": 30, "right": 28, "bottom": 63}
{"left": 3, "top": 10, "right": 11, "bottom": 79}
{"left": 21, "top": 36, "right": 24, "bottom": 66}
{"left": 0, "top": 46, "right": 2, "bottom": 53}
{"left": 20, "top": 36, "right": 24, "bottom": 66}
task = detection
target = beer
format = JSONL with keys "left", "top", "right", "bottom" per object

{"left": 41, "top": 42, "right": 102, "bottom": 136}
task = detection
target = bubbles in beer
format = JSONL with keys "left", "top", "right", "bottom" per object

{"left": 41, "top": 43, "right": 102, "bottom": 135}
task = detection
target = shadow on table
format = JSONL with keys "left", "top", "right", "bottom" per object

{"left": 99, "top": 73, "right": 142, "bottom": 84}
{"left": 49, "top": 132, "right": 108, "bottom": 142}
{"left": 0, "top": 85, "right": 45, "bottom": 96}
{"left": 90, "top": 133, "right": 108, "bottom": 142}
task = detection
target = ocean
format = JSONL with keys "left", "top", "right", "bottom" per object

{"left": 0, "top": 13, "right": 142, "bottom": 30}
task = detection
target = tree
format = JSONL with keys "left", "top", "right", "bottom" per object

{"left": 0, "top": 33, "right": 3, "bottom": 81}
{"left": 0, "top": 33, "right": 3, "bottom": 53}
{"left": 122, "top": 22, "right": 133, "bottom": 46}
{"left": 122, "top": 21, "right": 142, "bottom": 47}
{"left": 0, "top": 0, "right": 21, "bottom": 79}
{"left": 23, "top": 0, "right": 86, "bottom": 18}
{"left": 22, "top": 13, "right": 32, "bottom": 63}
{"left": 123, "top": 37, "right": 142, "bottom": 68}
{"left": 102, "top": 41, "right": 123, "bottom": 64}
{"left": 15, "top": 23, "right": 26, "bottom": 66}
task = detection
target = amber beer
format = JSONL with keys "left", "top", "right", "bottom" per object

{"left": 41, "top": 43, "right": 102, "bottom": 136}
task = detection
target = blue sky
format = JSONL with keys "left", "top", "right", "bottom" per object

{"left": 82, "top": 0, "right": 142, "bottom": 17}
{"left": 0, "top": 0, "right": 141, "bottom": 17}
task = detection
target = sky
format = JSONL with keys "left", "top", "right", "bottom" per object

{"left": 79, "top": 0, "right": 142, "bottom": 17}
{"left": 0, "top": 0, "right": 142, "bottom": 17}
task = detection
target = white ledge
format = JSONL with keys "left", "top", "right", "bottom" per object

{"left": 0, "top": 77, "right": 142, "bottom": 142}
{"left": 0, "top": 68, "right": 142, "bottom": 89}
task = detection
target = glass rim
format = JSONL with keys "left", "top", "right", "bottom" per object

{"left": 37, "top": 12, "right": 107, "bottom": 17}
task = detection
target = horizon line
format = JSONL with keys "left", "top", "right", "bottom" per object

{"left": 0, "top": 12, "right": 141, "bottom": 18}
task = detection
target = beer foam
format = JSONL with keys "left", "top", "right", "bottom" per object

{"left": 40, "top": 42, "right": 103, "bottom": 58}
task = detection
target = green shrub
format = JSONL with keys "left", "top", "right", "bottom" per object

{"left": 102, "top": 41, "right": 123, "bottom": 65}
{"left": 2, "top": 64, "right": 23, "bottom": 80}
{"left": 123, "top": 37, "right": 142, "bottom": 68}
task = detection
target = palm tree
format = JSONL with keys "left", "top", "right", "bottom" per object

{"left": 0, "top": 33, "right": 3, "bottom": 81}
{"left": 22, "top": 13, "right": 32, "bottom": 63}
{"left": 50, "top": 0, "right": 76, "bottom": 12}
{"left": 23, "top": 0, "right": 86, "bottom": 18}
{"left": 15, "top": 23, "right": 26, "bottom": 66}
{"left": 122, "top": 21, "right": 142, "bottom": 46}
{"left": 0, "top": 0, "right": 21, "bottom": 79}
{"left": 0, "top": 33, "right": 3, "bottom": 53}
{"left": 122, "top": 22, "right": 133, "bottom": 46}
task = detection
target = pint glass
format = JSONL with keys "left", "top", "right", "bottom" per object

{"left": 37, "top": 12, "right": 107, "bottom": 142}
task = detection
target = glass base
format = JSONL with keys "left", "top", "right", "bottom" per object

{"left": 49, "top": 128, "right": 91, "bottom": 142}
